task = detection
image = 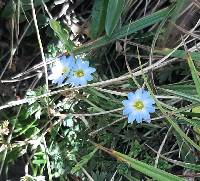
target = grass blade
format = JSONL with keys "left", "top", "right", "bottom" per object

{"left": 155, "top": 48, "right": 200, "bottom": 62}
{"left": 146, "top": 86, "right": 200, "bottom": 154}
{"left": 90, "top": 0, "right": 109, "bottom": 39}
{"left": 158, "top": 87, "right": 200, "bottom": 103}
{"left": 138, "top": 51, "right": 200, "bottom": 153}
{"left": 71, "top": 148, "right": 98, "bottom": 174}
{"left": 187, "top": 54, "right": 200, "bottom": 97}
{"left": 105, "top": 0, "right": 125, "bottom": 36}
{"left": 73, "top": 7, "right": 173, "bottom": 54}
{"left": 49, "top": 20, "right": 74, "bottom": 53}
{"left": 95, "top": 144, "right": 185, "bottom": 181}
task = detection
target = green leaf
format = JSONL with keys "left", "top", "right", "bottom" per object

{"left": 20, "top": 0, "right": 50, "bottom": 11}
{"left": 96, "top": 145, "right": 185, "bottom": 181}
{"left": 161, "top": 83, "right": 196, "bottom": 95}
{"left": 138, "top": 56, "right": 200, "bottom": 156}
{"left": 105, "top": 0, "right": 124, "bottom": 36}
{"left": 122, "top": 173, "right": 140, "bottom": 181}
{"left": 161, "top": 0, "right": 189, "bottom": 46}
{"left": 144, "top": 81, "right": 200, "bottom": 153}
{"left": 26, "top": 102, "right": 41, "bottom": 118}
{"left": 173, "top": 130, "right": 196, "bottom": 165}
{"left": 159, "top": 87, "right": 200, "bottom": 103}
{"left": 0, "top": 0, "right": 16, "bottom": 18}
{"left": 32, "top": 159, "right": 46, "bottom": 165}
{"left": 0, "top": 0, "right": 50, "bottom": 18}
{"left": 49, "top": 20, "right": 74, "bottom": 53}
{"left": 192, "top": 106, "right": 200, "bottom": 144}
{"left": 155, "top": 48, "right": 200, "bottom": 62}
{"left": 74, "top": 7, "right": 173, "bottom": 54}
{"left": 86, "top": 88, "right": 111, "bottom": 100}
{"left": 14, "top": 119, "right": 37, "bottom": 138}
{"left": 71, "top": 148, "right": 97, "bottom": 174}
{"left": 90, "top": 0, "right": 109, "bottom": 39}
{"left": 115, "top": 154, "right": 184, "bottom": 181}
{"left": 4, "top": 147, "right": 22, "bottom": 164}
{"left": 170, "top": 0, "right": 189, "bottom": 22}
{"left": 160, "top": 154, "right": 200, "bottom": 172}
{"left": 187, "top": 54, "right": 200, "bottom": 97}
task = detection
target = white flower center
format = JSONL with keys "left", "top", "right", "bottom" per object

{"left": 62, "top": 67, "right": 69, "bottom": 74}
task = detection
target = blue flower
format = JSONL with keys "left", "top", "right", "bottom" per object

{"left": 48, "top": 55, "right": 75, "bottom": 85}
{"left": 122, "top": 89, "right": 155, "bottom": 123}
{"left": 67, "top": 58, "right": 96, "bottom": 86}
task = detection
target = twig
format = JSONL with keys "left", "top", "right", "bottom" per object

{"left": 0, "top": 106, "right": 22, "bottom": 175}
{"left": 81, "top": 167, "right": 94, "bottom": 181}
{"left": 42, "top": 0, "right": 53, "bottom": 19}
{"left": 51, "top": 107, "right": 123, "bottom": 119}
{"left": 31, "top": 0, "right": 49, "bottom": 92}
{"left": 9, "top": 17, "right": 14, "bottom": 69}
{"left": 0, "top": 9, "right": 38, "bottom": 80}
{"left": 0, "top": 50, "right": 183, "bottom": 111}
{"left": 154, "top": 126, "right": 172, "bottom": 168}
{"left": 89, "top": 117, "right": 126, "bottom": 136}
{"left": 42, "top": 135, "right": 53, "bottom": 181}
{"left": 123, "top": 24, "right": 140, "bottom": 88}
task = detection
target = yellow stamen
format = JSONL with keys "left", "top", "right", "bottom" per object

{"left": 75, "top": 70, "right": 84, "bottom": 77}
{"left": 133, "top": 100, "right": 144, "bottom": 110}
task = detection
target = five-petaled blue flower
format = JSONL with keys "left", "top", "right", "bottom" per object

{"left": 122, "top": 89, "right": 155, "bottom": 123}
{"left": 67, "top": 58, "right": 96, "bottom": 86}
{"left": 48, "top": 55, "right": 75, "bottom": 85}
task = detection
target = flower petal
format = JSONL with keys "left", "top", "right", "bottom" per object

{"left": 142, "top": 110, "right": 150, "bottom": 121}
{"left": 134, "top": 88, "right": 143, "bottom": 99}
{"left": 52, "top": 76, "right": 65, "bottom": 85}
{"left": 145, "top": 105, "right": 155, "bottom": 113}
{"left": 123, "top": 106, "right": 133, "bottom": 115}
{"left": 128, "top": 113, "right": 136, "bottom": 123}
{"left": 122, "top": 100, "right": 132, "bottom": 107}
{"left": 127, "top": 92, "right": 135, "bottom": 100}
{"left": 136, "top": 112, "right": 144, "bottom": 123}
{"left": 122, "top": 89, "right": 155, "bottom": 124}
{"left": 69, "top": 58, "right": 96, "bottom": 86}
{"left": 85, "top": 67, "right": 96, "bottom": 74}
